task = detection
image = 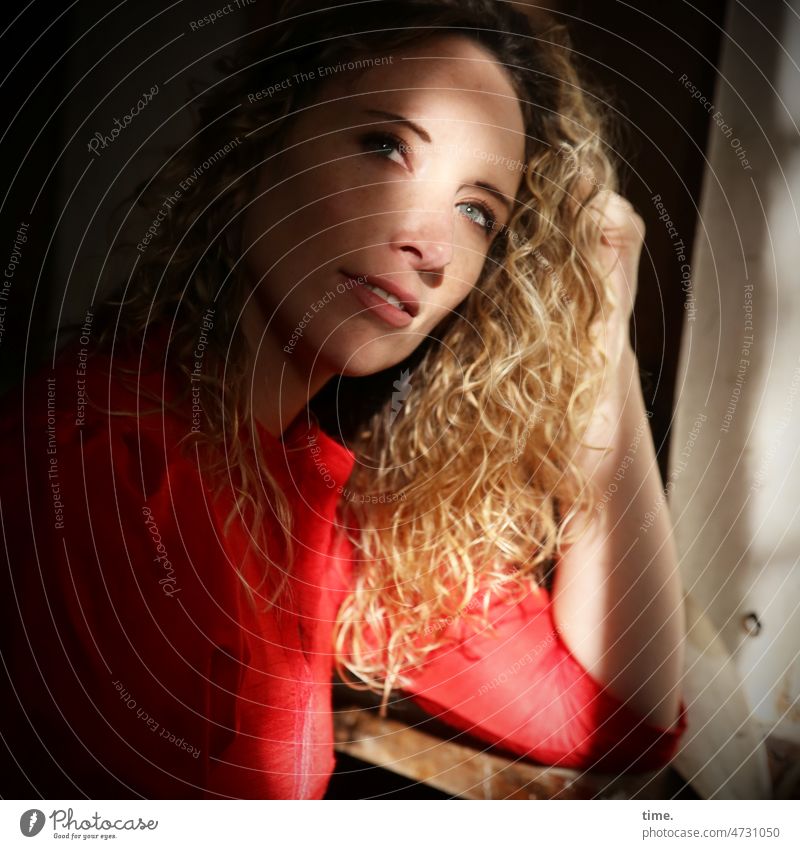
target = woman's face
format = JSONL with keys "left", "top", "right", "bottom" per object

{"left": 241, "top": 35, "right": 526, "bottom": 378}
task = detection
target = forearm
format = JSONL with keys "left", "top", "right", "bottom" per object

{"left": 550, "top": 344, "right": 685, "bottom": 728}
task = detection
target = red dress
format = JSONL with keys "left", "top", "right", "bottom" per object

{"left": 0, "top": 328, "right": 687, "bottom": 798}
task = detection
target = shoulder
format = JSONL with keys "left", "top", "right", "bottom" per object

{"left": 2, "top": 324, "right": 191, "bottom": 486}
{"left": 0, "top": 323, "right": 234, "bottom": 618}
{"left": 0, "top": 326, "right": 250, "bottom": 795}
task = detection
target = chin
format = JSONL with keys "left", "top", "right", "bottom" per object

{"left": 334, "top": 352, "right": 403, "bottom": 379}
{"left": 321, "top": 335, "right": 420, "bottom": 378}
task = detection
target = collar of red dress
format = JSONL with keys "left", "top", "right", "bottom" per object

{"left": 254, "top": 412, "right": 356, "bottom": 492}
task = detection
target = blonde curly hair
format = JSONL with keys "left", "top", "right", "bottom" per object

{"left": 93, "top": 0, "right": 622, "bottom": 711}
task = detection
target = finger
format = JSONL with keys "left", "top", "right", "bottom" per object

{"left": 590, "top": 195, "right": 646, "bottom": 244}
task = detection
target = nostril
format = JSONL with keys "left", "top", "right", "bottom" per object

{"left": 395, "top": 238, "right": 452, "bottom": 275}
{"left": 399, "top": 244, "right": 423, "bottom": 259}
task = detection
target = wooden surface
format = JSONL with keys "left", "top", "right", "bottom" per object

{"left": 332, "top": 704, "right": 674, "bottom": 800}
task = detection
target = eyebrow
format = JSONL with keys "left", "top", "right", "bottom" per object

{"left": 361, "top": 108, "right": 515, "bottom": 214}
{"left": 362, "top": 108, "right": 433, "bottom": 144}
{"left": 469, "top": 180, "right": 514, "bottom": 214}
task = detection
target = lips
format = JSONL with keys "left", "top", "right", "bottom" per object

{"left": 341, "top": 269, "right": 420, "bottom": 317}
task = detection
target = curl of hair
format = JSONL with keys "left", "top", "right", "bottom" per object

{"left": 92, "top": 0, "right": 622, "bottom": 714}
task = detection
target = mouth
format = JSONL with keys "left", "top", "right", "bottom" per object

{"left": 341, "top": 270, "right": 420, "bottom": 317}
{"left": 341, "top": 269, "right": 420, "bottom": 329}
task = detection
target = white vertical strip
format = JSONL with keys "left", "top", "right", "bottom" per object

{"left": 669, "top": 0, "right": 800, "bottom": 799}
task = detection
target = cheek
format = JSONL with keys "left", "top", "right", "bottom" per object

{"left": 279, "top": 162, "right": 382, "bottom": 254}
{"left": 318, "top": 173, "right": 393, "bottom": 238}
{"left": 242, "top": 173, "right": 342, "bottom": 277}
{"left": 421, "top": 283, "right": 475, "bottom": 334}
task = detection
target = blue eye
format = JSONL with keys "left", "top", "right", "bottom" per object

{"left": 360, "top": 132, "right": 498, "bottom": 237}
{"left": 457, "top": 201, "right": 497, "bottom": 236}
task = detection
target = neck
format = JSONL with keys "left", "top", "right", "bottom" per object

{"left": 241, "top": 300, "right": 335, "bottom": 439}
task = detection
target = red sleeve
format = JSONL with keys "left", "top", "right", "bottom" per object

{"left": 0, "top": 370, "right": 244, "bottom": 798}
{"left": 400, "top": 583, "right": 688, "bottom": 774}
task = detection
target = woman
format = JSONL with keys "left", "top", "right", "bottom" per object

{"left": 0, "top": 0, "right": 687, "bottom": 798}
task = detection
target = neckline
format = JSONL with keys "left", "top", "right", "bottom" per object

{"left": 254, "top": 410, "right": 314, "bottom": 448}
{"left": 253, "top": 411, "right": 357, "bottom": 486}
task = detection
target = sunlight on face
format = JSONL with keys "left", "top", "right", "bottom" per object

{"left": 241, "top": 34, "right": 526, "bottom": 378}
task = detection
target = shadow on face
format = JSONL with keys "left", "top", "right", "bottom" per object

{"left": 241, "top": 34, "right": 527, "bottom": 387}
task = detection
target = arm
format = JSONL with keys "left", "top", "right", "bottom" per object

{"left": 551, "top": 194, "right": 685, "bottom": 729}
{"left": 397, "top": 194, "right": 687, "bottom": 767}
{"left": 399, "top": 576, "right": 688, "bottom": 773}
{"left": 551, "top": 344, "right": 685, "bottom": 728}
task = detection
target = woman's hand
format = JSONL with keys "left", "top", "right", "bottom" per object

{"left": 584, "top": 189, "right": 646, "bottom": 371}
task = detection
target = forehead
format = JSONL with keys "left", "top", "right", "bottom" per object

{"left": 322, "top": 35, "right": 526, "bottom": 148}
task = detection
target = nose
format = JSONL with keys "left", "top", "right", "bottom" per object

{"left": 390, "top": 207, "right": 454, "bottom": 277}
